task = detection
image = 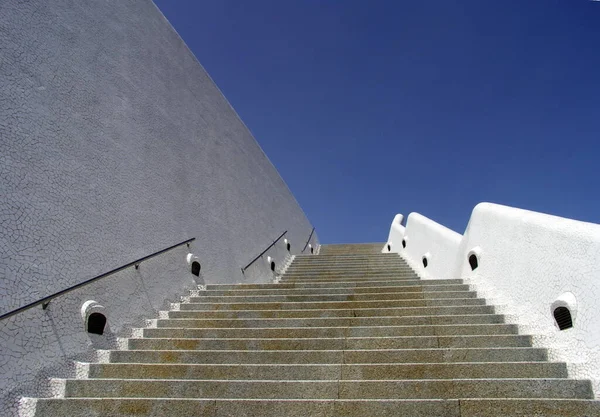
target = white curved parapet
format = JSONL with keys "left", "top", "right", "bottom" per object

{"left": 384, "top": 202, "right": 600, "bottom": 396}
{"left": 393, "top": 212, "right": 462, "bottom": 280}
{"left": 383, "top": 214, "right": 405, "bottom": 253}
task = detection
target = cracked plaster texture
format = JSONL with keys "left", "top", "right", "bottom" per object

{"left": 0, "top": 0, "right": 317, "bottom": 414}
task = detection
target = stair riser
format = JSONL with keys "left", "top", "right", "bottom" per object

{"left": 286, "top": 264, "right": 412, "bottom": 268}
{"left": 108, "top": 348, "right": 547, "bottom": 365}
{"left": 156, "top": 314, "right": 501, "bottom": 328}
{"left": 295, "top": 253, "right": 395, "bottom": 258}
{"left": 279, "top": 279, "right": 462, "bottom": 285}
{"left": 189, "top": 295, "right": 447, "bottom": 304}
{"left": 127, "top": 335, "right": 533, "bottom": 351}
{"left": 85, "top": 362, "right": 567, "bottom": 380}
{"left": 280, "top": 275, "right": 418, "bottom": 281}
{"left": 168, "top": 306, "right": 495, "bottom": 319}
{"left": 178, "top": 298, "right": 485, "bottom": 311}
{"left": 142, "top": 324, "right": 520, "bottom": 339}
{"left": 280, "top": 272, "right": 420, "bottom": 277}
{"left": 199, "top": 284, "right": 470, "bottom": 302}
{"left": 25, "top": 398, "right": 600, "bottom": 417}
{"left": 204, "top": 283, "right": 469, "bottom": 292}
{"left": 206, "top": 281, "right": 467, "bottom": 290}
{"left": 58, "top": 378, "right": 591, "bottom": 399}
{"left": 284, "top": 268, "right": 413, "bottom": 274}
{"left": 280, "top": 276, "right": 419, "bottom": 282}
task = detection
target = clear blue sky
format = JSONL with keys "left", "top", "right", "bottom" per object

{"left": 154, "top": 0, "right": 600, "bottom": 244}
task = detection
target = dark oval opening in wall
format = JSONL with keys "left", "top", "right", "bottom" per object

{"left": 553, "top": 307, "right": 573, "bottom": 330}
{"left": 310, "top": 247, "right": 314, "bottom": 254}
{"left": 270, "top": 261, "right": 276, "bottom": 271}
{"left": 287, "top": 243, "right": 291, "bottom": 252}
{"left": 87, "top": 313, "right": 106, "bottom": 335}
{"left": 191, "top": 261, "right": 201, "bottom": 277}
{"left": 469, "top": 254, "right": 478, "bottom": 271}
{"left": 387, "top": 244, "right": 391, "bottom": 252}
{"left": 422, "top": 257, "right": 428, "bottom": 268}
{"left": 402, "top": 239, "right": 406, "bottom": 249}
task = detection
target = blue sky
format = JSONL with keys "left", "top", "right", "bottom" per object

{"left": 154, "top": 0, "right": 600, "bottom": 243}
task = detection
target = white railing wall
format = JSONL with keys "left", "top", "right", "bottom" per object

{"left": 384, "top": 202, "right": 600, "bottom": 397}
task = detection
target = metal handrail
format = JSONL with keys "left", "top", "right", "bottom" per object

{"left": 241, "top": 231, "right": 287, "bottom": 273}
{"left": 301, "top": 227, "right": 316, "bottom": 253}
{"left": 0, "top": 237, "right": 196, "bottom": 321}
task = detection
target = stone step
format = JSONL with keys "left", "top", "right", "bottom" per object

{"left": 52, "top": 378, "right": 591, "bottom": 399}
{"left": 22, "top": 398, "right": 600, "bottom": 417}
{"left": 107, "top": 347, "right": 548, "bottom": 364}
{"left": 159, "top": 310, "right": 505, "bottom": 328}
{"left": 189, "top": 289, "right": 472, "bottom": 304}
{"left": 290, "top": 261, "right": 405, "bottom": 267}
{"left": 287, "top": 262, "right": 407, "bottom": 269}
{"left": 279, "top": 277, "right": 419, "bottom": 283}
{"left": 167, "top": 305, "right": 495, "bottom": 319}
{"left": 279, "top": 278, "right": 420, "bottom": 284}
{"left": 178, "top": 297, "right": 485, "bottom": 311}
{"left": 279, "top": 277, "right": 458, "bottom": 283}
{"left": 288, "top": 259, "right": 407, "bottom": 265}
{"left": 82, "top": 362, "right": 567, "bottom": 380}
{"left": 141, "top": 323, "right": 520, "bottom": 339}
{"left": 278, "top": 275, "right": 419, "bottom": 282}
{"left": 295, "top": 252, "right": 394, "bottom": 255}
{"left": 206, "top": 281, "right": 442, "bottom": 290}
{"left": 127, "top": 334, "right": 533, "bottom": 351}
{"left": 281, "top": 273, "right": 416, "bottom": 279}
{"left": 203, "top": 281, "right": 468, "bottom": 293}
{"left": 156, "top": 312, "right": 502, "bottom": 328}
{"left": 280, "top": 273, "right": 419, "bottom": 281}
{"left": 284, "top": 266, "right": 413, "bottom": 273}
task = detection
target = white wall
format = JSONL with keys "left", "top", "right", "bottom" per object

{"left": 383, "top": 203, "right": 600, "bottom": 397}
{"left": 382, "top": 214, "right": 405, "bottom": 253}
{"left": 394, "top": 212, "right": 462, "bottom": 280}
{"left": 0, "top": 0, "right": 317, "bottom": 414}
{"left": 455, "top": 203, "right": 600, "bottom": 396}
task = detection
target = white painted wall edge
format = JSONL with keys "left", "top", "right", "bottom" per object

{"left": 387, "top": 212, "right": 462, "bottom": 280}
{"left": 382, "top": 214, "right": 405, "bottom": 253}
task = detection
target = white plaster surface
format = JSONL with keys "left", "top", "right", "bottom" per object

{"left": 0, "top": 0, "right": 317, "bottom": 414}
{"left": 383, "top": 214, "right": 405, "bottom": 253}
{"left": 383, "top": 203, "right": 600, "bottom": 397}
{"left": 396, "top": 212, "right": 462, "bottom": 280}
{"left": 454, "top": 203, "right": 600, "bottom": 396}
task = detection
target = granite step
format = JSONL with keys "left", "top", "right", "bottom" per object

{"left": 203, "top": 281, "right": 468, "bottom": 293}
{"left": 167, "top": 305, "right": 495, "bottom": 319}
{"left": 21, "top": 398, "right": 600, "bottom": 417}
{"left": 80, "top": 362, "right": 567, "bottom": 380}
{"left": 106, "top": 347, "right": 549, "bottom": 364}
{"left": 126, "top": 334, "right": 534, "bottom": 350}
{"left": 140, "top": 323, "right": 521, "bottom": 339}
{"left": 155, "top": 312, "right": 503, "bottom": 328}
{"left": 50, "top": 378, "right": 592, "bottom": 399}
{"left": 177, "top": 297, "right": 485, "bottom": 310}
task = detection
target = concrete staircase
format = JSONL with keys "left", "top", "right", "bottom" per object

{"left": 20, "top": 243, "right": 600, "bottom": 416}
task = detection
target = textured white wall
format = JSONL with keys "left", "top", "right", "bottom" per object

{"left": 0, "top": 0, "right": 317, "bottom": 414}
{"left": 396, "top": 212, "right": 462, "bottom": 280}
{"left": 455, "top": 203, "right": 600, "bottom": 397}
{"left": 383, "top": 203, "right": 600, "bottom": 397}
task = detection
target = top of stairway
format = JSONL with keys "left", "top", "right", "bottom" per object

{"left": 317, "top": 243, "right": 385, "bottom": 255}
